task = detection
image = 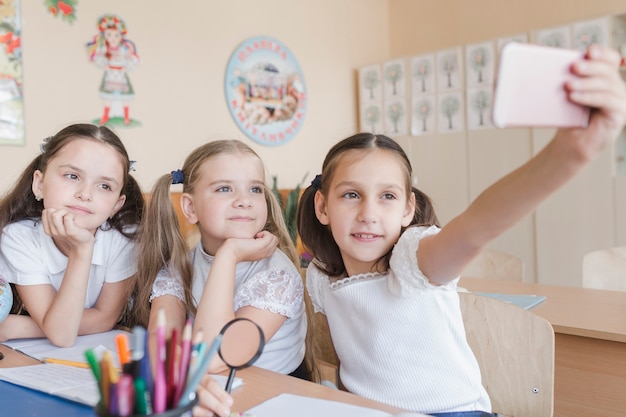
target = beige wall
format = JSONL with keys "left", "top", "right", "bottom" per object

{"left": 0, "top": 0, "right": 390, "bottom": 193}
{"left": 389, "top": 0, "right": 626, "bottom": 56}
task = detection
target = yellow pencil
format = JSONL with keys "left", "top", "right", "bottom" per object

{"left": 42, "top": 357, "right": 90, "bottom": 369}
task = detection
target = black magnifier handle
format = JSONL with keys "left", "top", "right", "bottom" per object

{"left": 224, "top": 367, "right": 237, "bottom": 393}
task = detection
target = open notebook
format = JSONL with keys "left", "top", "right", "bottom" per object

{"left": 474, "top": 292, "right": 546, "bottom": 310}
{"left": 246, "top": 393, "right": 429, "bottom": 417}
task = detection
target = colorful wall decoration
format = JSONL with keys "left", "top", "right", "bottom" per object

{"left": 0, "top": 0, "right": 24, "bottom": 146}
{"left": 44, "top": 0, "right": 77, "bottom": 24}
{"left": 224, "top": 36, "right": 306, "bottom": 146}
{"left": 86, "top": 14, "right": 140, "bottom": 127}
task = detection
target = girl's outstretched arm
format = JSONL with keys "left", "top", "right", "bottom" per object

{"left": 193, "top": 231, "right": 285, "bottom": 373}
{"left": 419, "top": 45, "right": 626, "bottom": 285}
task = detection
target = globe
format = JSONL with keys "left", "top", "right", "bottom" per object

{"left": 0, "top": 276, "right": 12, "bottom": 323}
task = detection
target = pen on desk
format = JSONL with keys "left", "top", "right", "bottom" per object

{"left": 174, "top": 319, "right": 193, "bottom": 405}
{"left": 101, "top": 351, "right": 113, "bottom": 411}
{"left": 85, "top": 349, "right": 103, "bottom": 403}
{"left": 177, "top": 333, "right": 222, "bottom": 408}
{"left": 153, "top": 308, "right": 167, "bottom": 413}
{"left": 165, "top": 327, "right": 179, "bottom": 407}
{"left": 116, "top": 333, "right": 131, "bottom": 371}
{"left": 117, "top": 373, "right": 134, "bottom": 417}
{"left": 139, "top": 325, "right": 153, "bottom": 396}
{"left": 42, "top": 357, "right": 90, "bottom": 368}
{"left": 134, "top": 376, "right": 150, "bottom": 415}
{"left": 185, "top": 329, "right": 204, "bottom": 387}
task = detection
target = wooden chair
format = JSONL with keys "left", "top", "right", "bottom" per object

{"left": 461, "top": 248, "right": 524, "bottom": 282}
{"left": 143, "top": 191, "right": 200, "bottom": 248}
{"left": 582, "top": 246, "right": 626, "bottom": 292}
{"left": 459, "top": 292, "right": 555, "bottom": 417}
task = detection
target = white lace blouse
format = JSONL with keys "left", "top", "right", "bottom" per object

{"left": 151, "top": 243, "right": 306, "bottom": 375}
{"left": 306, "top": 226, "right": 491, "bottom": 414}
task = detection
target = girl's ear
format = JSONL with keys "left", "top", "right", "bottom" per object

{"left": 180, "top": 193, "right": 199, "bottom": 224}
{"left": 111, "top": 194, "right": 126, "bottom": 217}
{"left": 31, "top": 170, "right": 43, "bottom": 200}
{"left": 314, "top": 190, "right": 330, "bottom": 225}
{"left": 402, "top": 191, "right": 416, "bottom": 227}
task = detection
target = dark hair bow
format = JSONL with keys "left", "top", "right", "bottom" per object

{"left": 171, "top": 169, "right": 184, "bottom": 185}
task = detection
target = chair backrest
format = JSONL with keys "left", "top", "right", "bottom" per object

{"left": 461, "top": 248, "right": 524, "bottom": 281}
{"left": 459, "top": 292, "right": 554, "bottom": 417}
{"left": 582, "top": 246, "right": 626, "bottom": 292}
{"left": 143, "top": 191, "right": 200, "bottom": 247}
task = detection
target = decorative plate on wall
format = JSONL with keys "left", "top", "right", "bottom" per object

{"left": 224, "top": 36, "right": 306, "bottom": 146}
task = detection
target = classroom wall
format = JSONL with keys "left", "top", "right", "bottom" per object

{"left": 0, "top": 0, "right": 390, "bottom": 193}
{"left": 386, "top": 0, "right": 626, "bottom": 285}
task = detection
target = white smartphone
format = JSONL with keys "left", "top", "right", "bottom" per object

{"left": 491, "top": 42, "right": 591, "bottom": 128}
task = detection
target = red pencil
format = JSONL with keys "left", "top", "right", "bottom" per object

{"left": 166, "top": 327, "right": 180, "bottom": 408}
{"left": 174, "top": 319, "right": 193, "bottom": 404}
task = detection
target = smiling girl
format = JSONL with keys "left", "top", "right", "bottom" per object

{"left": 0, "top": 123, "right": 143, "bottom": 347}
{"left": 134, "top": 140, "right": 314, "bottom": 388}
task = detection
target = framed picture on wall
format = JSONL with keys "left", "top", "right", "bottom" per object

{"left": 571, "top": 16, "right": 610, "bottom": 51}
{"left": 224, "top": 35, "right": 307, "bottom": 147}
{"left": 411, "top": 95, "right": 436, "bottom": 136}
{"left": 437, "top": 91, "right": 465, "bottom": 133}
{"left": 385, "top": 99, "right": 407, "bottom": 136}
{"left": 465, "top": 41, "right": 495, "bottom": 88}
{"left": 383, "top": 59, "right": 406, "bottom": 99}
{"left": 466, "top": 87, "right": 493, "bottom": 130}
{"left": 0, "top": 1, "right": 24, "bottom": 146}
{"left": 436, "top": 47, "right": 463, "bottom": 92}
{"left": 534, "top": 25, "right": 571, "bottom": 48}
{"left": 410, "top": 53, "right": 436, "bottom": 96}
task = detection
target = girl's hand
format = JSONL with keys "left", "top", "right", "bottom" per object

{"left": 41, "top": 208, "right": 95, "bottom": 250}
{"left": 560, "top": 44, "right": 626, "bottom": 159}
{"left": 192, "top": 374, "right": 234, "bottom": 417}
{"left": 220, "top": 231, "right": 278, "bottom": 264}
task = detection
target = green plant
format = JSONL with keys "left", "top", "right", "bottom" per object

{"left": 272, "top": 172, "right": 308, "bottom": 245}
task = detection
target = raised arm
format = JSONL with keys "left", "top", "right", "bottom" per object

{"left": 193, "top": 231, "right": 285, "bottom": 373}
{"left": 419, "top": 45, "right": 626, "bottom": 285}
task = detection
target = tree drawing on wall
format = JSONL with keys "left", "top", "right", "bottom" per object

{"left": 362, "top": 69, "right": 380, "bottom": 99}
{"left": 440, "top": 53, "right": 457, "bottom": 88}
{"left": 415, "top": 98, "right": 431, "bottom": 132}
{"left": 364, "top": 105, "right": 381, "bottom": 132}
{"left": 387, "top": 102, "right": 404, "bottom": 133}
{"left": 440, "top": 96, "right": 460, "bottom": 130}
{"left": 573, "top": 24, "right": 603, "bottom": 49}
{"left": 469, "top": 47, "right": 489, "bottom": 84}
{"left": 413, "top": 59, "right": 431, "bottom": 93}
{"left": 385, "top": 63, "right": 403, "bottom": 95}
{"left": 541, "top": 32, "right": 567, "bottom": 48}
{"left": 470, "top": 90, "right": 490, "bottom": 126}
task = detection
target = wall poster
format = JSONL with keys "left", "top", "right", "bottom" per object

{"left": 225, "top": 36, "right": 306, "bottom": 146}
{"left": 0, "top": 0, "right": 24, "bottom": 145}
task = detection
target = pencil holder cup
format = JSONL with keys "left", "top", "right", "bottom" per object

{"left": 94, "top": 397, "right": 198, "bottom": 417}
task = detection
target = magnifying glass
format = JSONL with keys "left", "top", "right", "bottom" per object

{"left": 218, "top": 317, "right": 265, "bottom": 393}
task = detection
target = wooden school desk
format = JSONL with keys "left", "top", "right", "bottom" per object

{"left": 0, "top": 344, "right": 410, "bottom": 416}
{"left": 460, "top": 277, "right": 626, "bottom": 417}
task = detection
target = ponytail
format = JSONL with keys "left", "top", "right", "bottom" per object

{"left": 133, "top": 175, "right": 195, "bottom": 327}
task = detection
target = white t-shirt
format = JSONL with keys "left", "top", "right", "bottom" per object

{"left": 151, "top": 243, "right": 306, "bottom": 375}
{"left": 307, "top": 226, "right": 491, "bottom": 415}
{"left": 0, "top": 219, "right": 136, "bottom": 308}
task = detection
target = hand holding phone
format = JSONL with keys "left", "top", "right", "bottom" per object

{"left": 492, "top": 42, "right": 591, "bottom": 128}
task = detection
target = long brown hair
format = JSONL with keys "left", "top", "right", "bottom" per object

{"left": 0, "top": 123, "right": 144, "bottom": 320}
{"left": 297, "top": 132, "right": 439, "bottom": 278}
